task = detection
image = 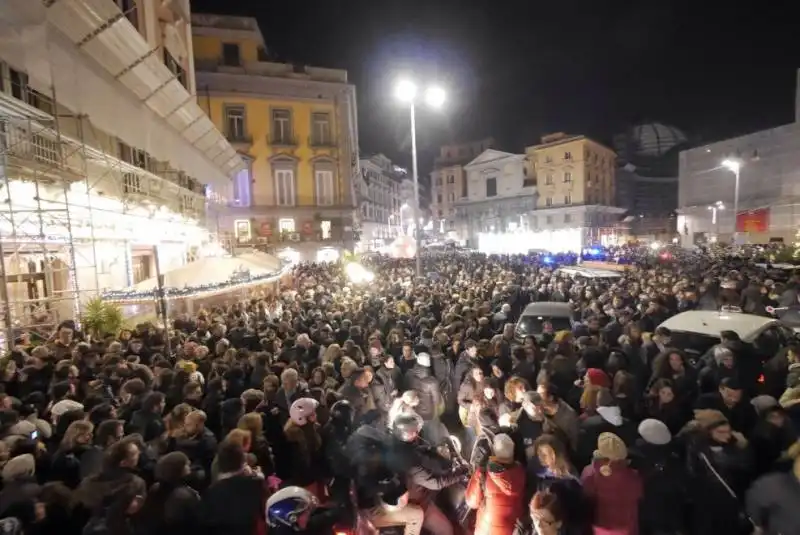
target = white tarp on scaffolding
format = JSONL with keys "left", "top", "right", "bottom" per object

{"left": 236, "top": 251, "right": 283, "bottom": 272}
{"left": 131, "top": 255, "right": 276, "bottom": 292}
{"left": 0, "top": 0, "right": 242, "bottom": 189}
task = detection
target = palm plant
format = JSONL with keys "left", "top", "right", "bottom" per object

{"left": 81, "top": 298, "right": 125, "bottom": 340}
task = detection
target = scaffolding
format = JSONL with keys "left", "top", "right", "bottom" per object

{"left": 0, "top": 73, "right": 208, "bottom": 347}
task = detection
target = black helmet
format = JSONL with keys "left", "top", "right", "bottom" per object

{"left": 392, "top": 412, "right": 423, "bottom": 442}
{"left": 329, "top": 400, "right": 355, "bottom": 431}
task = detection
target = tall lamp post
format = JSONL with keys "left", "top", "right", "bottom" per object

{"left": 721, "top": 159, "right": 742, "bottom": 241}
{"left": 707, "top": 200, "right": 724, "bottom": 236}
{"left": 396, "top": 80, "right": 445, "bottom": 277}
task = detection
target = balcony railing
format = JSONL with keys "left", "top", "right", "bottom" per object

{"left": 267, "top": 134, "right": 298, "bottom": 147}
{"left": 226, "top": 132, "right": 253, "bottom": 145}
{"left": 308, "top": 136, "right": 337, "bottom": 148}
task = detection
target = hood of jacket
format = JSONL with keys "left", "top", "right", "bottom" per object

{"left": 597, "top": 405, "right": 623, "bottom": 426}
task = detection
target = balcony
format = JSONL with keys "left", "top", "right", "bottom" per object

{"left": 308, "top": 136, "right": 337, "bottom": 149}
{"left": 267, "top": 134, "right": 298, "bottom": 148}
{"left": 225, "top": 132, "right": 253, "bottom": 150}
{"left": 220, "top": 196, "right": 355, "bottom": 219}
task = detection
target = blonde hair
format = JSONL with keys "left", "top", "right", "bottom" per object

{"left": 322, "top": 344, "right": 342, "bottom": 363}
{"left": 60, "top": 420, "right": 94, "bottom": 450}
{"left": 237, "top": 412, "right": 263, "bottom": 438}
{"left": 340, "top": 358, "right": 358, "bottom": 379}
{"left": 225, "top": 428, "right": 252, "bottom": 452}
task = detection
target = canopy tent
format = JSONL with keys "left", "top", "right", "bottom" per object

{"left": 131, "top": 256, "right": 274, "bottom": 292}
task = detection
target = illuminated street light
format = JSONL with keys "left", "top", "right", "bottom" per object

{"left": 394, "top": 79, "right": 446, "bottom": 276}
{"left": 721, "top": 159, "right": 742, "bottom": 240}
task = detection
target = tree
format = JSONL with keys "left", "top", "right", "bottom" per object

{"left": 81, "top": 298, "right": 125, "bottom": 340}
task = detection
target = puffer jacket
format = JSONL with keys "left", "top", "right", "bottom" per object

{"left": 465, "top": 459, "right": 525, "bottom": 535}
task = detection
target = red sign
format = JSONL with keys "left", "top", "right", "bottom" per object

{"left": 259, "top": 222, "right": 272, "bottom": 236}
{"left": 302, "top": 222, "right": 314, "bottom": 234}
{"left": 736, "top": 209, "right": 769, "bottom": 233}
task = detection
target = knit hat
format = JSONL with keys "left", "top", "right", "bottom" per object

{"left": 51, "top": 399, "right": 84, "bottom": 419}
{"left": 638, "top": 419, "right": 671, "bottom": 445}
{"left": 492, "top": 433, "right": 515, "bottom": 462}
{"left": 2, "top": 454, "right": 35, "bottom": 481}
{"left": 751, "top": 395, "right": 779, "bottom": 416}
{"left": 595, "top": 432, "right": 627, "bottom": 475}
{"left": 416, "top": 352, "right": 431, "bottom": 367}
{"left": 586, "top": 368, "right": 610, "bottom": 388}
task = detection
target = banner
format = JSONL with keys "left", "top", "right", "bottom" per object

{"left": 736, "top": 209, "right": 770, "bottom": 233}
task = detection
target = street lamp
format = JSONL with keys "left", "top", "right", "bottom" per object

{"left": 396, "top": 80, "right": 445, "bottom": 276}
{"left": 707, "top": 200, "right": 724, "bottom": 234}
{"left": 721, "top": 159, "right": 741, "bottom": 240}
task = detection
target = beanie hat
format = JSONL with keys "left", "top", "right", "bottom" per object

{"left": 586, "top": 368, "right": 610, "bottom": 388}
{"left": 751, "top": 395, "right": 779, "bottom": 416}
{"left": 638, "top": 419, "right": 671, "bottom": 445}
{"left": 492, "top": 433, "right": 515, "bottom": 462}
{"left": 416, "top": 353, "right": 431, "bottom": 367}
{"left": 595, "top": 432, "right": 627, "bottom": 475}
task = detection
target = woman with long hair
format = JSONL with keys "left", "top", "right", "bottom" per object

{"left": 237, "top": 412, "right": 274, "bottom": 476}
{"left": 50, "top": 420, "right": 94, "bottom": 489}
{"left": 458, "top": 366, "right": 484, "bottom": 426}
{"left": 646, "top": 378, "right": 690, "bottom": 434}
{"left": 533, "top": 435, "right": 585, "bottom": 534}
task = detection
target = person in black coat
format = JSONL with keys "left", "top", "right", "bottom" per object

{"left": 403, "top": 354, "right": 442, "bottom": 422}
{"left": 127, "top": 392, "right": 165, "bottom": 443}
{"left": 630, "top": 419, "right": 688, "bottom": 535}
{"left": 575, "top": 393, "right": 639, "bottom": 469}
{"left": 200, "top": 442, "right": 267, "bottom": 535}
{"left": 694, "top": 377, "right": 758, "bottom": 436}
{"left": 139, "top": 452, "right": 201, "bottom": 535}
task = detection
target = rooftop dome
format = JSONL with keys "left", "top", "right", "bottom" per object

{"left": 627, "top": 123, "right": 687, "bottom": 158}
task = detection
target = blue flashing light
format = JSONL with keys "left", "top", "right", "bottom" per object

{"left": 543, "top": 256, "right": 554, "bottom": 264}
{"left": 589, "top": 248, "right": 602, "bottom": 256}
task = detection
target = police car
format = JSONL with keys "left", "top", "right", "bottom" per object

{"left": 657, "top": 306, "right": 797, "bottom": 363}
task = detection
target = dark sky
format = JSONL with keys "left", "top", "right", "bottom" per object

{"left": 192, "top": 0, "right": 798, "bottom": 170}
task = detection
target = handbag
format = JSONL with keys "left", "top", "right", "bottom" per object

{"left": 698, "top": 452, "right": 756, "bottom": 532}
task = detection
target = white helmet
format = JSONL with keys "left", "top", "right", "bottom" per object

{"left": 289, "top": 397, "right": 319, "bottom": 426}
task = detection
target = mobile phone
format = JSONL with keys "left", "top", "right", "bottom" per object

{"left": 30, "top": 430, "right": 38, "bottom": 440}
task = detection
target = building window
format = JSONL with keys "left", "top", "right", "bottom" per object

{"left": 564, "top": 194, "right": 572, "bottom": 205}
{"left": 545, "top": 197, "right": 553, "bottom": 207}
{"left": 164, "top": 49, "right": 187, "bottom": 89}
{"left": 221, "top": 43, "right": 241, "bottom": 66}
{"left": 278, "top": 218, "right": 295, "bottom": 233}
{"left": 116, "top": 0, "right": 138, "bottom": 29}
{"left": 448, "top": 192, "right": 455, "bottom": 202}
{"left": 564, "top": 151, "right": 572, "bottom": 160}
{"left": 461, "top": 174, "right": 468, "bottom": 198}
{"left": 271, "top": 109, "right": 293, "bottom": 144}
{"left": 545, "top": 174, "right": 553, "bottom": 185}
{"left": 232, "top": 162, "right": 252, "bottom": 207}
{"left": 224, "top": 106, "right": 246, "bottom": 140}
{"left": 522, "top": 178, "right": 536, "bottom": 188}
{"left": 447, "top": 175, "right": 455, "bottom": 184}
{"left": 564, "top": 172, "right": 572, "bottom": 183}
{"left": 564, "top": 214, "right": 572, "bottom": 223}
{"left": 275, "top": 169, "right": 295, "bottom": 206}
{"left": 437, "top": 194, "right": 442, "bottom": 204}
{"left": 315, "top": 169, "right": 334, "bottom": 206}
{"left": 311, "top": 112, "right": 331, "bottom": 146}
{"left": 486, "top": 177, "right": 497, "bottom": 197}
{"left": 546, "top": 215, "right": 553, "bottom": 224}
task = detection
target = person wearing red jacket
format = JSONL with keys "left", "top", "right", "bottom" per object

{"left": 581, "top": 432, "right": 643, "bottom": 535}
{"left": 466, "top": 433, "right": 526, "bottom": 535}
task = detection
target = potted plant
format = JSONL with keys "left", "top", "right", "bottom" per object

{"left": 81, "top": 298, "right": 126, "bottom": 341}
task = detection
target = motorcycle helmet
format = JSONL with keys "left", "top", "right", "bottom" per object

{"left": 289, "top": 398, "right": 319, "bottom": 426}
{"left": 266, "top": 486, "right": 318, "bottom": 531}
{"left": 328, "top": 400, "right": 354, "bottom": 432}
{"left": 392, "top": 412, "right": 423, "bottom": 442}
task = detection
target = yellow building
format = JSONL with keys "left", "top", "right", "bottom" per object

{"left": 430, "top": 139, "right": 494, "bottom": 235}
{"left": 526, "top": 133, "right": 624, "bottom": 244}
{"left": 191, "top": 14, "right": 359, "bottom": 256}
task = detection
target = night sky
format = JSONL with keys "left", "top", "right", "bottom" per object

{"left": 192, "top": 0, "right": 798, "bottom": 170}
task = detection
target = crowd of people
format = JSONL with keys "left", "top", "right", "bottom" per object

{"left": 0, "top": 248, "right": 798, "bottom": 535}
